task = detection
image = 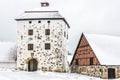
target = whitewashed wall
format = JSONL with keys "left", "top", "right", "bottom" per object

{"left": 17, "top": 20, "right": 68, "bottom": 72}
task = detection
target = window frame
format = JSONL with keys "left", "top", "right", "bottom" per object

{"left": 45, "top": 43, "right": 50, "bottom": 50}
{"left": 28, "top": 44, "right": 33, "bottom": 50}
{"left": 45, "top": 29, "right": 50, "bottom": 35}
{"left": 90, "top": 57, "right": 94, "bottom": 65}
{"left": 64, "top": 31, "right": 66, "bottom": 37}
{"left": 28, "top": 29, "right": 33, "bottom": 35}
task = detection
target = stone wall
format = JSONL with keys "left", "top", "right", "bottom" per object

{"left": 71, "top": 65, "right": 120, "bottom": 79}
{"left": 17, "top": 20, "right": 69, "bottom": 72}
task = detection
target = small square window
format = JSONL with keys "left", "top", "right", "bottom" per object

{"left": 28, "top": 44, "right": 33, "bottom": 50}
{"left": 90, "top": 58, "right": 94, "bottom": 65}
{"left": 64, "top": 31, "right": 66, "bottom": 37}
{"left": 67, "top": 34, "right": 68, "bottom": 39}
{"left": 45, "top": 29, "right": 50, "bottom": 35}
{"left": 29, "top": 21, "right": 32, "bottom": 24}
{"left": 45, "top": 43, "right": 50, "bottom": 50}
{"left": 38, "top": 21, "right": 41, "bottom": 23}
{"left": 47, "top": 21, "right": 50, "bottom": 23}
{"left": 28, "top": 29, "right": 33, "bottom": 35}
{"left": 76, "top": 59, "right": 79, "bottom": 65}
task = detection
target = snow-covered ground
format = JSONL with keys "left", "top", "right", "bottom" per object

{"left": 0, "top": 70, "right": 119, "bottom": 80}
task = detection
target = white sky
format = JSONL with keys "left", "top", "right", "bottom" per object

{"left": 0, "top": 0, "right": 120, "bottom": 54}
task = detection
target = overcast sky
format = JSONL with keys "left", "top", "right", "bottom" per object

{"left": 0, "top": 0, "right": 120, "bottom": 54}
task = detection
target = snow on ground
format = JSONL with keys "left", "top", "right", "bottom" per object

{"left": 0, "top": 42, "right": 16, "bottom": 62}
{"left": 0, "top": 70, "right": 119, "bottom": 80}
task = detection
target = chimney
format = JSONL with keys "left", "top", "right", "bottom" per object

{"left": 41, "top": 2, "right": 49, "bottom": 7}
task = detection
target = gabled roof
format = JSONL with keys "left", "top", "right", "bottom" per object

{"left": 71, "top": 33, "right": 120, "bottom": 65}
{"left": 70, "top": 33, "right": 83, "bottom": 65}
{"left": 0, "top": 42, "right": 16, "bottom": 62}
{"left": 15, "top": 8, "right": 70, "bottom": 28}
{"left": 16, "top": 11, "right": 63, "bottom": 20}
{"left": 68, "top": 54, "right": 74, "bottom": 64}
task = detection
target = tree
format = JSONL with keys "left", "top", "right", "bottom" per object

{"left": 8, "top": 44, "right": 17, "bottom": 61}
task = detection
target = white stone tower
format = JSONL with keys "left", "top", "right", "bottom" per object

{"left": 15, "top": 2, "right": 70, "bottom": 72}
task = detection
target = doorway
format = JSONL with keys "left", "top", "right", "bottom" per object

{"left": 108, "top": 68, "right": 115, "bottom": 79}
{"left": 90, "top": 57, "right": 93, "bottom": 65}
{"left": 28, "top": 59, "right": 38, "bottom": 71}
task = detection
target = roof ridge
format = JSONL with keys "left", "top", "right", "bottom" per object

{"left": 84, "top": 33, "right": 120, "bottom": 38}
{"left": 25, "top": 11, "right": 58, "bottom": 13}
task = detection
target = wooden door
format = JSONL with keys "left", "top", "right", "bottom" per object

{"left": 28, "top": 59, "right": 38, "bottom": 71}
{"left": 108, "top": 68, "right": 115, "bottom": 79}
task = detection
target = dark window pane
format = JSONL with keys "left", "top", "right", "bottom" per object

{"left": 28, "top": 44, "right": 33, "bottom": 50}
{"left": 41, "top": 2, "right": 49, "bottom": 7}
{"left": 29, "top": 21, "right": 32, "bottom": 24}
{"left": 76, "top": 59, "right": 78, "bottom": 65}
{"left": 45, "top": 29, "right": 50, "bottom": 35}
{"left": 47, "top": 21, "right": 50, "bottom": 23}
{"left": 45, "top": 43, "right": 50, "bottom": 50}
{"left": 38, "top": 21, "right": 41, "bottom": 23}
{"left": 28, "top": 29, "right": 33, "bottom": 35}
{"left": 64, "top": 31, "right": 66, "bottom": 37}
{"left": 67, "top": 34, "right": 68, "bottom": 39}
{"left": 90, "top": 58, "right": 94, "bottom": 65}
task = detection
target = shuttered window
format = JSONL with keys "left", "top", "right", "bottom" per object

{"left": 76, "top": 59, "right": 78, "bottom": 65}
{"left": 28, "top": 29, "right": 33, "bottom": 35}
{"left": 45, "top": 43, "right": 50, "bottom": 50}
{"left": 64, "top": 31, "right": 66, "bottom": 37}
{"left": 90, "top": 58, "right": 94, "bottom": 65}
{"left": 45, "top": 29, "right": 50, "bottom": 35}
{"left": 28, "top": 44, "right": 33, "bottom": 50}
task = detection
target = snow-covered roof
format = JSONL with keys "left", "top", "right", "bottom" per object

{"left": 15, "top": 6, "right": 70, "bottom": 28}
{"left": 16, "top": 10, "right": 63, "bottom": 20}
{"left": 67, "top": 55, "right": 73, "bottom": 64}
{"left": 0, "top": 42, "right": 16, "bottom": 62}
{"left": 84, "top": 33, "right": 120, "bottom": 65}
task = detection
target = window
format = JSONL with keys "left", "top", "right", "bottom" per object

{"left": 45, "top": 43, "right": 50, "bottom": 50}
{"left": 45, "top": 29, "right": 50, "bottom": 35}
{"left": 28, "top": 44, "right": 33, "bottom": 50}
{"left": 90, "top": 57, "right": 94, "bottom": 65}
{"left": 64, "top": 31, "right": 66, "bottom": 37}
{"left": 21, "top": 36, "right": 23, "bottom": 40}
{"left": 29, "top": 21, "right": 32, "bottom": 24}
{"left": 76, "top": 59, "right": 79, "bottom": 65}
{"left": 38, "top": 21, "right": 41, "bottom": 23}
{"left": 67, "top": 34, "right": 68, "bottom": 39}
{"left": 28, "top": 29, "right": 33, "bottom": 35}
{"left": 41, "top": 2, "right": 49, "bottom": 7}
{"left": 47, "top": 21, "right": 50, "bottom": 23}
